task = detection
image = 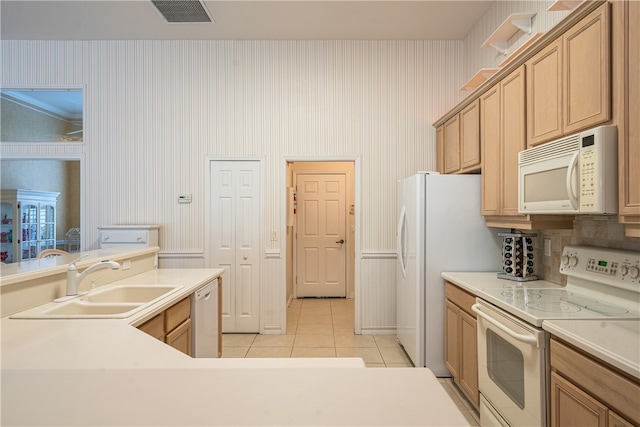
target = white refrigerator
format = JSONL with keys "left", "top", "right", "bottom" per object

{"left": 396, "top": 172, "right": 503, "bottom": 376}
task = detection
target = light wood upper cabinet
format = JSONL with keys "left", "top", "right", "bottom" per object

{"left": 563, "top": 3, "right": 610, "bottom": 134}
{"left": 501, "top": 65, "right": 527, "bottom": 216}
{"left": 481, "top": 65, "right": 574, "bottom": 230}
{"left": 441, "top": 99, "right": 481, "bottom": 175}
{"left": 435, "top": 125, "right": 444, "bottom": 173}
{"left": 480, "top": 66, "right": 527, "bottom": 219}
{"left": 443, "top": 115, "right": 461, "bottom": 174}
{"left": 480, "top": 84, "right": 501, "bottom": 216}
{"left": 526, "top": 38, "right": 563, "bottom": 146}
{"left": 526, "top": 2, "right": 611, "bottom": 147}
{"left": 618, "top": 0, "right": 640, "bottom": 237}
{"left": 460, "top": 100, "right": 481, "bottom": 171}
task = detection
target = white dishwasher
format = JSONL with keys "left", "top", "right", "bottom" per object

{"left": 190, "top": 279, "right": 219, "bottom": 358}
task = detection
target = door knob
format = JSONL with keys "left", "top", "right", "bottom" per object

{"left": 336, "top": 239, "right": 345, "bottom": 244}
{"left": 243, "top": 255, "right": 248, "bottom": 260}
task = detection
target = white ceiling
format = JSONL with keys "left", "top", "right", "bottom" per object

{"left": 1, "top": 0, "right": 495, "bottom": 41}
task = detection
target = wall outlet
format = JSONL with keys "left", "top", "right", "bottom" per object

{"left": 122, "top": 259, "right": 131, "bottom": 270}
{"left": 544, "top": 239, "right": 552, "bottom": 257}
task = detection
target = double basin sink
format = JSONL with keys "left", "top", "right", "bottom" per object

{"left": 11, "top": 284, "right": 183, "bottom": 319}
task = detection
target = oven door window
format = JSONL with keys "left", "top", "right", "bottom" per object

{"left": 486, "top": 329, "right": 525, "bottom": 409}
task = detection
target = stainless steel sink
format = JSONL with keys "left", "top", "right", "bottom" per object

{"left": 10, "top": 284, "right": 183, "bottom": 319}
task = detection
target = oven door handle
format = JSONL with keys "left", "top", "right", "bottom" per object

{"left": 472, "top": 304, "right": 539, "bottom": 346}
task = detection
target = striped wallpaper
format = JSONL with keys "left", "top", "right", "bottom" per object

{"left": 2, "top": 39, "right": 462, "bottom": 253}
{"left": 0, "top": 1, "right": 572, "bottom": 332}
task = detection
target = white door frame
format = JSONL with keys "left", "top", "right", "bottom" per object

{"left": 205, "top": 156, "right": 264, "bottom": 332}
{"left": 282, "top": 156, "right": 362, "bottom": 334}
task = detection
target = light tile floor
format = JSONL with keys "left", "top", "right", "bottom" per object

{"left": 222, "top": 298, "right": 479, "bottom": 426}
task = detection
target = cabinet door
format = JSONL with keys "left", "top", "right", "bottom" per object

{"left": 619, "top": 0, "right": 640, "bottom": 232}
{"left": 435, "top": 125, "right": 444, "bottom": 173}
{"left": 460, "top": 99, "right": 481, "bottom": 171}
{"left": 459, "top": 310, "right": 479, "bottom": 407}
{"left": 563, "top": 3, "right": 610, "bottom": 134}
{"left": 501, "top": 65, "right": 527, "bottom": 216}
{"left": 480, "top": 84, "right": 501, "bottom": 216}
{"left": 165, "top": 297, "right": 190, "bottom": 332}
{"left": 138, "top": 313, "right": 165, "bottom": 341}
{"left": 551, "top": 371, "right": 608, "bottom": 427}
{"left": 526, "top": 39, "right": 563, "bottom": 147}
{"left": 166, "top": 319, "right": 192, "bottom": 357}
{"left": 444, "top": 115, "right": 461, "bottom": 174}
{"left": 444, "top": 299, "right": 459, "bottom": 379}
{"left": 609, "top": 411, "right": 634, "bottom": 427}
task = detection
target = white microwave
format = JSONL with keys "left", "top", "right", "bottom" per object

{"left": 518, "top": 125, "right": 618, "bottom": 215}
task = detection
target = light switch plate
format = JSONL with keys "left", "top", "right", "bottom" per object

{"left": 178, "top": 194, "right": 192, "bottom": 204}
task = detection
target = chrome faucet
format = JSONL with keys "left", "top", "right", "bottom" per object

{"left": 66, "top": 259, "right": 121, "bottom": 296}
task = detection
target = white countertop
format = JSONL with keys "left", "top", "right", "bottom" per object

{"left": 1, "top": 268, "right": 472, "bottom": 426}
{"left": 442, "top": 271, "right": 640, "bottom": 381}
{"left": 542, "top": 319, "right": 640, "bottom": 379}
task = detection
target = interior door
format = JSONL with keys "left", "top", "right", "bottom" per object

{"left": 210, "top": 160, "right": 261, "bottom": 333}
{"left": 295, "top": 173, "right": 346, "bottom": 297}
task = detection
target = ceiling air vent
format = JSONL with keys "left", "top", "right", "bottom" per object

{"left": 151, "top": 0, "right": 213, "bottom": 23}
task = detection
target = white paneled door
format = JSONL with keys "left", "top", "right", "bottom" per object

{"left": 210, "top": 160, "right": 261, "bottom": 333}
{"left": 295, "top": 173, "right": 346, "bottom": 297}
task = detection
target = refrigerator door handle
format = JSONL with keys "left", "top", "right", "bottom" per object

{"left": 397, "top": 206, "right": 408, "bottom": 278}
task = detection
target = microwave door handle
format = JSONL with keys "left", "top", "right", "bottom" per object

{"left": 566, "top": 152, "right": 579, "bottom": 210}
{"left": 472, "top": 304, "right": 539, "bottom": 346}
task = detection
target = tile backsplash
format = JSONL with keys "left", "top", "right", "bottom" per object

{"left": 535, "top": 217, "right": 640, "bottom": 285}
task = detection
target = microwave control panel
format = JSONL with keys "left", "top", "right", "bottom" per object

{"left": 578, "top": 125, "right": 617, "bottom": 214}
{"left": 579, "top": 145, "right": 598, "bottom": 211}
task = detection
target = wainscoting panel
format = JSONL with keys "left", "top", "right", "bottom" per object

{"left": 359, "top": 251, "right": 397, "bottom": 335}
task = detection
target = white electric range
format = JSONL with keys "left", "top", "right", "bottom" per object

{"left": 480, "top": 246, "right": 640, "bottom": 326}
{"left": 474, "top": 245, "right": 640, "bottom": 427}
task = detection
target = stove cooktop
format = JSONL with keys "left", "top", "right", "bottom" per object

{"left": 480, "top": 287, "right": 640, "bottom": 326}
{"left": 480, "top": 246, "right": 640, "bottom": 327}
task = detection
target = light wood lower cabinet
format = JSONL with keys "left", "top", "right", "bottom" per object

{"left": 138, "top": 296, "right": 192, "bottom": 357}
{"left": 550, "top": 338, "right": 639, "bottom": 427}
{"left": 444, "top": 281, "right": 479, "bottom": 408}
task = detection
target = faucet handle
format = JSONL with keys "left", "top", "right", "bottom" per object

{"left": 68, "top": 254, "right": 89, "bottom": 270}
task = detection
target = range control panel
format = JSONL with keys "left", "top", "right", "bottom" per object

{"left": 560, "top": 245, "right": 640, "bottom": 292}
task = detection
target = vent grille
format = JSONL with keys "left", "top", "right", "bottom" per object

{"left": 519, "top": 133, "right": 580, "bottom": 165}
{"left": 151, "top": 0, "right": 213, "bottom": 23}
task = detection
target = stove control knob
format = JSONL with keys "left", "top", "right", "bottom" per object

{"left": 561, "top": 255, "right": 569, "bottom": 266}
{"left": 620, "top": 266, "right": 629, "bottom": 276}
{"left": 629, "top": 266, "right": 640, "bottom": 279}
{"left": 569, "top": 256, "right": 579, "bottom": 267}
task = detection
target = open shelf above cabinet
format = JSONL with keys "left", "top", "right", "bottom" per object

{"left": 482, "top": 12, "right": 537, "bottom": 55}
{"left": 499, "top": 33, "right": 544, "bottom": 67}
{"left": 460, "top": 68, "right": 500, "bottom": 91}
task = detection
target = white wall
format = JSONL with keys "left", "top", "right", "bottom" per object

{"left": 1, "top": 39, "right": 462, "bottom": 332}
